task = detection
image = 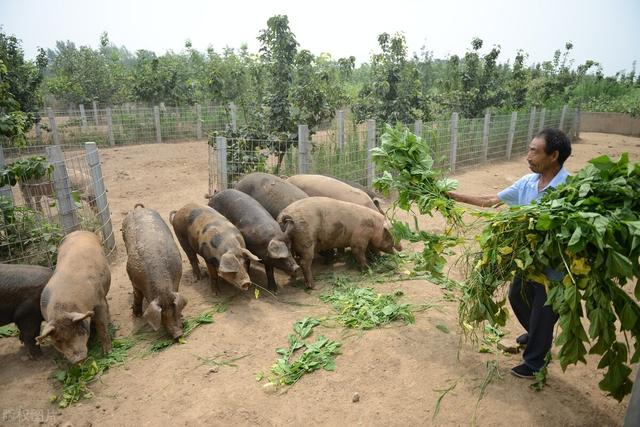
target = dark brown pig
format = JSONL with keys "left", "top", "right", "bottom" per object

{"left": 122, "top": 204, "right": 186, "bottom": 338}
{"left": 278, "top": 197, "right": 399, "bottom": 289}
{"left": 37, "top": 231, "right": 111, "bottom": 363}
{"left": 0, "top": 264, "right": 53, "bottom": 359}
{"left": 208, "top": 189, "right": 300, "bottom": 293}
{"left": 234, "top": 172, "right": 308, "bottom": 219}
{"left": 170, "top": 203, "right": 259, "bottom": 294}
{"left": 287, "top": 174, "right": 383, "bottom": 214}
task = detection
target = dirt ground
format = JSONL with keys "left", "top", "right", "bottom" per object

{"left": 1, "top": 132, "right": 640, "bottom": 426}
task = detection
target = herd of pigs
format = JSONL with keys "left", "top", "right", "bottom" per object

{"left": 1, "top": 172, "right": 400, "bottom": 365}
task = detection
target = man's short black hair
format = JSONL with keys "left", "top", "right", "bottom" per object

{"left": 534, "top": 128, "right": 572, "bottom": 165}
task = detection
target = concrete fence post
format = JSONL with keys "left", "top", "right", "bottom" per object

{"left": 559, "top": 105, "right": 568, "bottom": 131}
{"left": 92, "top": 101, "right": 99, "bottom": 126}
{"left": 79, "top": 104, "right": 88, "bottom": 129}
{"left": 85, "top": 142, "right": 115, "bottom": 253}
{"left": 298, "top": 124, "right": 310, "bottom": 174}
{"left": 450, "top": 112, "right": 459, "bottom": 172}
{"left": 154, "top": 106, "right": 162, "bottom": 143}
{"left": 506, "top": 111, "right": 518, "bottom": 160}
{"left": 538, "top": 108, "right": 546, "bottom": 132}
{"left": 196, "top": 103, "right": 203, "bottom": 139}
{"left": 35, "top": 120, "right": 42, "bottom": 144}
{"left": 414, "top": 119, "right": 423, "bottom": 138}
{"left": 45, "top": 145, "right": 78, "bottom": 234}
{"left": 215, "top": 136, "right": 228, "bottom": 190}
{"left": 527, "top": 106, "right": 537, "bottom": 144}
{"left": 481, "top": 111, "right": 491, "bottom": 163}
{"left": 47, "top": 107, "right": 60, "bottom": 146}
{"left": 575, "top": 108, "right": 581, "bottom": 140}
{"left": 0, "top": 146, "right": 14, "bottom": 203}
{"left": 366, "top": 119, "right": 376, "bottom": 188}
{"left": 229, "top": 102, "right": 237, "bottom": 131}
{"left": 336, "top": 110, "right": 345, "bottom": 151}
{"left": 106, "top": 108, "right": 115, "bottom": 147}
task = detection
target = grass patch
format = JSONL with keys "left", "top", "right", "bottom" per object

{"left": 0, "top": 324, "right": 19, "bottom": 338}
{"left": 320, "top": 277, "right": 414, "bottom": 329}
{"left": 473, "top": 360, "right": 503, "bottom": 423}
{"left": 53, "top": 326, "right": 135, "bottom": 408}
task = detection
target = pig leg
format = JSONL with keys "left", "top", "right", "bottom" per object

{"left": 351, "top": 246, "right": 368, "bottom": 269}
{"left": 176, "top": 235, "right": 201, "bottom": 280}
{"left": 17, "top": 317, "right": 43, "bottom": 359}
{"left": 265, "top": 265, "right": 278, "bottom": 293}
{"left": 299, "top": 250, "right": 316, "bottom": 289}
{"left": 132, "top": 287, "right": 143, "bottom": 317}
{"left": 94, "top": 300, "right": 112, "bottom": 354}
{"left": 205, "top": 261, "right": 220, "bottom": 295}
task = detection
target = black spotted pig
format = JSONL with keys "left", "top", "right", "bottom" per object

{"left": 37, "top": 231, "right": 111, "bottom": 363}
{"left": 0, "top": 264, "right": 53, "bottom": 359}
{"left": 277, "top": 197, "right": 399, "bottom": 289}
{"left": 234, "top": 172, "right": 308, "bottom": 219}
{"left": 208, "top": 189, "right": 300, "bottom": 293}
{"left": 122, "top": 204, "right": 186, "bottom": 338}
{"left": 170, "top": 203, "right": 259, "bottom": 294}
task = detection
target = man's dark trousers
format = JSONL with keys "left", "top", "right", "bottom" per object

{"left": 508, "top": 276, "right": 559, "bottom": 371}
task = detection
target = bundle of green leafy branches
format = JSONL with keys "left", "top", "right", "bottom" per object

{"left": 0, "top": 156, "right": 52, "bottom": 187}
{"left": 459, "top": 153, "right": 640, "bottom": 400}
{"left": 371, "top": 124, "right": 464, "bottom": 277}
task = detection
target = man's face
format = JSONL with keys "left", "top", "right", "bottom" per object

{"left": 526, "top": 137, "right": 558, "bottom": 173}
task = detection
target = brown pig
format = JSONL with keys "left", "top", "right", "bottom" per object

{"left": 286, "top": 174, "right": 383, "bottom": 214}
{"left": 37, "top": 231, "right": 111, "bottom": 363}
{"left": 170, "top": 203, "right": 259, "bottom": 294}
{"left": 122, "top": 204, "right": 186, "bottom": 338}
{"left": 277, "top": 197, "right": 400, "bottom": 289}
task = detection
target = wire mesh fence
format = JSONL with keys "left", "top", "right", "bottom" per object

{"left": 0, "top": 143, "right": 115, "bottom": 267}
{"left": 208, "top": 107, "right": 579, "bottom": 193}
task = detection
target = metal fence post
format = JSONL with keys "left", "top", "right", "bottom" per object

{"left": 79, "top": 104, "right": 88, "bottom": 129}
{"left": 215, "top": 136, "right": 228, "bottom": 190}
{"left": 481, "top": 111, "right": 491, "bottom": 163}
{"left": 196, "top": 103, "right": 203, "bottom": 139}
{"left": 559, "top": 105, "right": 568, "bottom": 131}
{"left": 336, "top": 110, "right": 345, "bottom": 151}
{"left": 366, "top": 119, "right": 376, "bottom": 188}
{"left": 538, "top": 108, "right": 546, "bottom": 132}
{"left": 575, "top": 108, "right": 581, "bottom": 140}
{"left": 92, "top": 101, "right": 99, "bottom": 126}
{"left": 527, "top": 106, "right": 537, "bottom": 144}
{"left": 154, "top": 106, "right": 162, "bottom": 143}
{"left": 414, "top": 119, "right": 423, "bottom": 138}
{"left": 506, "top": 111, "right": 517, "bottom": 160}
{"left": 45, "top": 145, "right": 78, "bottom": 234}
{"left": 47, "top": 107, "right": 60, "bottom": 146}
{"left": 298, "top": 124, "right": 310, "bottom": 174}
{"left": 106, "top": 107, "right": 115, "bottom": 147}
{"left": 0, "top": 146, "right": 14, "bottom": 203}
{"left": 84, "top": 142, "right": 115, "bottom": 253}
{"left": 229, "top": 102, "right": 237, "bottom": 131}
{"left": 450, "top": 112, "right": 459, "bottom": 173}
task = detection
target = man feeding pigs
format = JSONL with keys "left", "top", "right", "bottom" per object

{"left": 448, "top": 128, "right": 572, "bottom": 379}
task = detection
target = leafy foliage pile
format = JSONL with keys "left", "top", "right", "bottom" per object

{"left": 459, "top": 153, "right": 640, "bottom": 400}
{"left": 267, "top": 317, "right": 341, "bottom": 386}
{"left": 320, "top": 279, "right": 414, "bottom": 329}
{"left": 372, "top": 124, "right": 463, "bottom": 277}
{"left": 0, "top": 324, "right": 19, "bottom": 338}
{"left": 0, "top": 156, "right": 52, "bottom": 187}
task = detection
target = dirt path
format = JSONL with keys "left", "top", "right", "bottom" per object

{"left": 1, "top": 132, "right": 639, "bottom": 426}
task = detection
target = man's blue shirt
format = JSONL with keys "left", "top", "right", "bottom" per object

{"left": 497, "top": 167, "right": 570, "bottom": 282}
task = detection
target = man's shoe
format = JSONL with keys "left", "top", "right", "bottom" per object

{"left": 516, "top": 333, "right": 529, "bottom": 346}
{"left": 510, "top": 363, "right": 536, "bottom": 379}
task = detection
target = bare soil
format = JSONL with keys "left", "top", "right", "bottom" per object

{"left": 1, "top": 132, "right": 640, "bottom": 426}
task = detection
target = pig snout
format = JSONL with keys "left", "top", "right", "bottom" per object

{"left": 66, "top": 349, "right": 88, "bottom": 364}
{"left": 240, "top": 280, "right": 251, "bottom": 291}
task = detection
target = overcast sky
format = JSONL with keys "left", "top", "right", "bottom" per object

{"left": 1, "top": 0, "right": 639, "bottom": 75}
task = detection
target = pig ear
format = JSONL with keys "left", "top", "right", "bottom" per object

{"left": 267, "top": 240, "right": 289, "bottom": 259}
{"left": 143, "top": 300, "right": 162, "bottom": 331}
{"left": 373, "top": 198, "right": 384, "bottom": 214}
{"left": 67, "top": 311, "right": 94, "bottom": 322}
{"left": 281, "top": 216, "right": 295, "bottom": 239}
{"left": 219, "top": 252, "right": 241, "bottom": 273}
{"left": 241, "top": 248, "right": 260, "bottom": 262}
{"left": 36, "top": 322, "right": 55, "bottom": 344}
{"left": 173, "top": 292, "right": 187, "bottom": 311}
